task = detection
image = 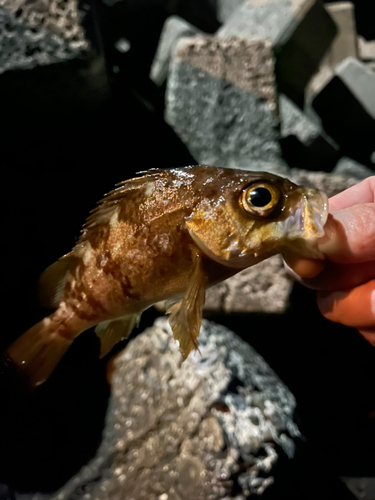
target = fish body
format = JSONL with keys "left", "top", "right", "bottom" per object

{"left": 7, "top": 166, "right": 328, "bottom": 386}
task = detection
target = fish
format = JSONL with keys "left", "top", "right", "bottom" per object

{"left": 6, "top": 166, "right": 328, "bottom": 386}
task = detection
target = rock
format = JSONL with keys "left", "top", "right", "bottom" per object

{"left": 312, "top": 57, "right": 375, "bottom": 166}
{"left": 288, "top": 168, "right": 361, "bottom": 196}
{"left": 150, "top": 16, "right": 201, "bottom": 86}
{"left": 341, "top": 477, "right": 375, "bottom": 500}
{"left": 0, "top": 0, "right": 89, "bottom": 74}
{"left": 165, "top": 35, "right": 282, "bottom": 168}
{"left": 279, "top": 93, "right": 340, "bottom": 171}
{"left": 216, "top": 0, "right": 245, "bottom": 23}
{"left": 358, "top": 36, "right": 375, "bottom": 63}
{"left": 333, "top": 157, "right": 374, "bottom": 180}
{"left": 204, "top": 169, "right": 361, "bottom": 315}
{"left": 17, "top": 318, "right": 300, "bottom": 500}
{"left": 306, "top": 2, "right": 358, "bottom": 100}
{"left": 218, "top": 0, "right": 337, "bottom": 107}
{"left": 326, "top": 2, "right": 358, "bottom": 66}
{"left": 205, "top": 254, "right": 293, "bottom": 314}
{"left": 358, "top": 36, "right": 375, "bottom": 73}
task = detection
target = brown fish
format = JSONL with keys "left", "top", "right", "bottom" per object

{"left": 6, "top": 166, "right": 328, "bottom": 386}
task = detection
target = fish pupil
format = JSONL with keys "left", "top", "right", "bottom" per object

{"left": 249, "top": 187, "right": 272, "bottom": 207}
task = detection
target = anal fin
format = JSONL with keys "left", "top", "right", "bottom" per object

{"left": 95, "top": 313, "right": 141, "bottom": 358}
{"left": 167, "top": 252, "right": 206, "bottom": 360}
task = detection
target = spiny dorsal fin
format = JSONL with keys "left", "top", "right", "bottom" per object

{"left": 39, "top": 253, "right": 79, "bottom": 309}
{"left": 78, "top": 170, "right": 165, "bottom": 245}
{"left": 167, "top": 252, "right": 207, "bottom": 360}
{"left": 95, "top": 313, "right": 141, "bottom": 358}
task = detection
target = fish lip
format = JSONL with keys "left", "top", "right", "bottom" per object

{"left": 278, "top": 189, "right": 329, "bottom": 241}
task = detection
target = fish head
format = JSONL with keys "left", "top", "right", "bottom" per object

{"left": 186, "top": 169, "right": 328, "bottom": 269}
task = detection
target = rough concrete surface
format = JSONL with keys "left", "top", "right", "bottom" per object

{"left": 0, "top": 0, "right": 89, "bottom": 74}
{"left": 150, "top": 16, "right": 200, "bottom": 86}
{"left": 312, "top": 57, "right": 375, "bottom": 164}
{"left": 166, "top": 35, "right": 281, "bottom": 168}
{"left": 217, "top": 0, "right": 337, "bottom": 105}
{"left": 306, "top": 2, "right": 358, "bottom": 100}
{"left": 16, "top": 318, "right": 300, "bottom": 500}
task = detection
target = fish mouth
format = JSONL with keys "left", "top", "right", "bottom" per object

{"left": 278, "top": 188, "right": 329, "bottom": 250}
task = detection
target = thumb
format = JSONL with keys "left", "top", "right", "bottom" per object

{"left": 317, "top": 204, "right": 375, "bottom": 264}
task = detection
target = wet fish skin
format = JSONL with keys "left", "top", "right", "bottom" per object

{"left": 6, "top": 166, "right": 328, "bottom": 386}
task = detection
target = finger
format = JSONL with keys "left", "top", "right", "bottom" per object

{"left": 317, "top": 205, "right": 375, "bottom": 263}
{"left": 283, "top": 253, "right": 325, "bottom": 279}
{"left": 328, "top": 176, "right": 375, "bottom": 211}
{"left": 286, "top": 260, "right": 375, "bottom": 291}
{"left": 317, "top": 280, "right": 375, "bottom": 330}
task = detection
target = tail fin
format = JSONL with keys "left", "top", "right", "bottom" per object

{"left": 6, "top": 320, "right": 72, "bottom": 387}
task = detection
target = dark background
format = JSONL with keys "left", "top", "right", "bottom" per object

{"left": 0, "top": 0, "right": 374, "bottom": 498}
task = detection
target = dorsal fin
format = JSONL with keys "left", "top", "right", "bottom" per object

{"left": 39, "top": 253, "right": 79, "bottom": 309}
{"left": 77, "top": 169, "right": 165, "bottom": 245}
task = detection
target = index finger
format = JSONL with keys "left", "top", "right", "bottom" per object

{"left": 329, "top": 176, "right": 375, "bottom": 211}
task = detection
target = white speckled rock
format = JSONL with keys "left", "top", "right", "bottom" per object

{"left": 19, "top": 318, "right": 299, "bottom": 500}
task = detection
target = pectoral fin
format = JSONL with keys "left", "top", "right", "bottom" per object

{"left": 95, "top": 313, "right": 141, "bottom": 358}
{"left": 167, "top": 252, "right": 207, "bottom": 360}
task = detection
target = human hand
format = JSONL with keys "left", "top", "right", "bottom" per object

{"left": 284, "top": 176, "right": 375, "bottom": 346}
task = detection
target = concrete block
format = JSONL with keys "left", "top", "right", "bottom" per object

{"left": 166, "top": 35, "right": 282, "bottom": 168}
{"left": 279, "top": 94, "right": 340, "bottom": 172}
{"left": 333, "top": 157, "right": 374, "bottom": 179}
{"left": 312, "top": 57, "right": 375, "bottom": 165}
{"left": 279, "top": 93, "right": 340, "bottom": 171}
{"left": 216, "top": 0, "right": 245, "bottom": 23}
{"left": 326, "top": 2, "right": 358, "bottom": 66}
{"left": 0, "top": 0, "right": 89, "bottom": 74}
{"left": 218, "top": 0, "right": 337, "bottom": 107}
{"left": 150, "top": 16, "right": 200, "bottom": 86}
{"left": 306, "top": 2, "right": 358, "bottom": 100}
{"left": 358, "top": 36, "right": 375, "bottom": 73}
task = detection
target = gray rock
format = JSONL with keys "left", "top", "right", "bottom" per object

{"left": 333, "top": 157, "right": 374, "bottom": 180}
{"left": 205, "top": 254, "right": 293, "bottom": 314}
{"left": 218, "top": 0, "right": 337, "bottom": 107}
{"left": 306, "top": 2, "right": 359, "bottom": 100}
{"left": 166, "top": 35, "right": 282, "bottom": 168}
{"left": 216, "top": 0, "right": 246, "bottom": 23}
{"left": 0, "top": 0, "right": 89, "bottom": 75}
{"left": 312, "top": 57, "right": 375, "bottom": 164}
{"left": 204, "top": 169, "right": 362, "bottom": 315}
{"left": 358, "top": 36, "right": 375, "bottom": 63}
{"left": 288, "top": 168, "right": 361, "bottom": 196}
{"left": 18, "top": 318, "right": 300, "bottom": 500}
{"left": 326, "top": 2, "right": 358, "bottom": 65}
{"left": 280, "top": 93, "right": 321, "bottom": 143}
{"left": 150, "top": 16, "right": 201, "bottom": 86}
{"left": 279, "top": 93, "right": 340, "bottom": 171}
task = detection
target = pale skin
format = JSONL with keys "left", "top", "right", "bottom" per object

{"left": 284, "top": 176, "right": 375, "bottom": 346}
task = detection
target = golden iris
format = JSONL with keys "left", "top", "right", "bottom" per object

{"left": 241, "top": 182, "right": 282, "bottom": 217}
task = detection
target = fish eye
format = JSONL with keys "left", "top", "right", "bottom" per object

{"left": 241, "top": 182, "right": 282, "bottom": 217}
